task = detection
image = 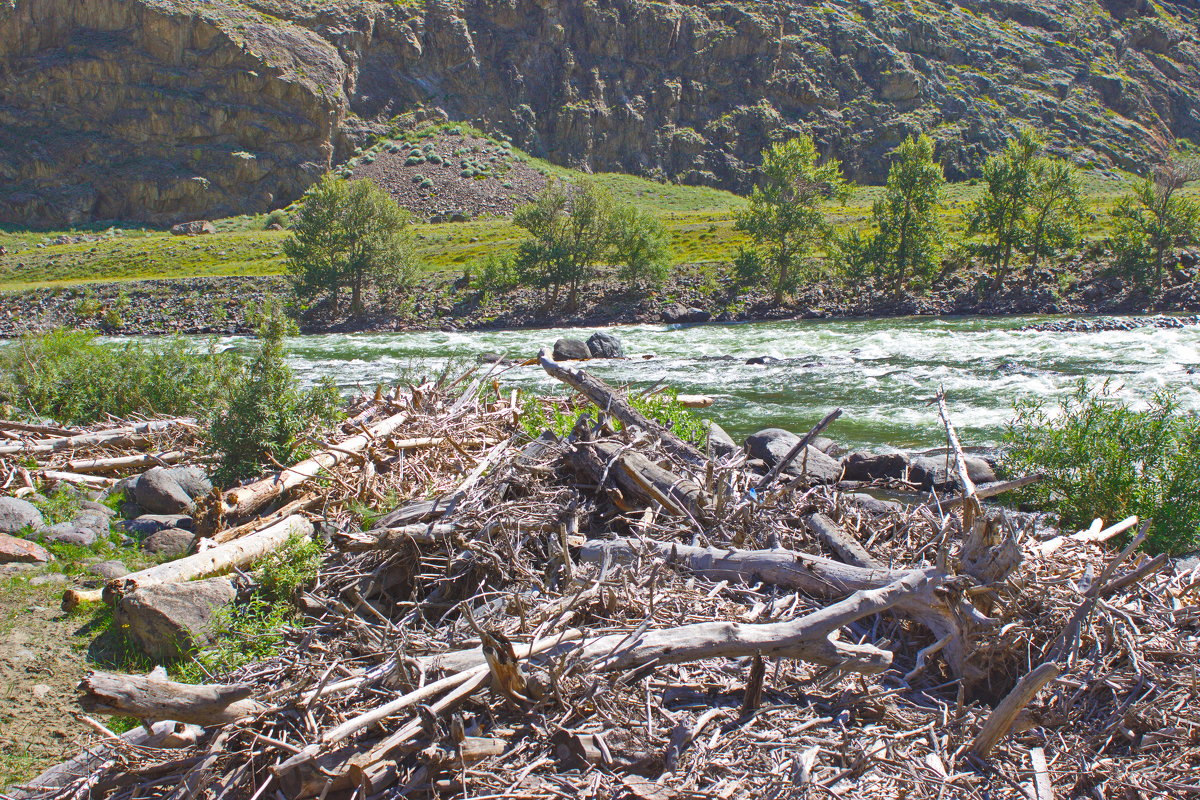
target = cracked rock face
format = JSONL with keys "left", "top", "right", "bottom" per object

{"left": 2, "top": 0, "right": 1198, "bottom": 226}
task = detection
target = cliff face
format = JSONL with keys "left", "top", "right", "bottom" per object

{"left": 2, "top": 0, "right": 1199, "bottom": 226}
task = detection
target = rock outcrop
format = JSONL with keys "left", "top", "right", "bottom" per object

{"left": 2, "top": 0, "right": 1199, "bottom": 225}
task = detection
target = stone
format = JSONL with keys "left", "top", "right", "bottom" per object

{"left": 810, "top": 436, "right": 842, "bottom": 456}
{"left": 840, "top": 452, "right": 910, "bottom": 482}
{"left": 134, "top": 467, "right": 194, "bottom": 514}
{"left": 30, "top": 572, "right": 68, "bottom": 586}
{"left": 170, "top": 221, "right": 215, "bottom": 236}
{"left": 89, "top": 560, "right": 130, "bottom": 580}
{"left": 0, "top": 531, "right": 51, "bottom": 564}
{"left": 847, "top": 493, "right": 905, "bottom": 515}
{"left": 586, "top": 331, "right": 625, "bottom": 359}
{"left": 704, "top": 422, "right": 739, "bottom": 458}
{"left": 661, "top": 304, "right": 711, "bottom": 324}
{"left": 123, "top": 514, "right": 194, "bottom": 537}
{"left": 80, "top": 500, "right": 116, "bottom": 517}
{"left": 476, "top": 351, "right": 510, "bottom": 365}
{"left": 115, "top": 577, "right": 236, "bottom": 661}
{"left": 909, "top": 454, "right": 997, "bottom": 490}
{"left": 166, "top": 466, "right": 212, "bottom": 500}
{"left": 552, "top": 338, "right": 591, "bottom": 361}
{"left": 142, "top": 528, "right": 195, "bottom": 557}
{"left": 40, "top": 521, "right": 98, "bottom": 547}
{"left": 744, "top": 428, "right": 843, "bottom": 484}
{"left": 745, "top": 356, "right": 779, "bottom": 365}
{"left": 0, "top": 497, "right": 43, "bottom": 536}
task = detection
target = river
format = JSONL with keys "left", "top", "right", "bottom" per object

{"left": 257, "top": 316, "right": 1199, "bottom": 450}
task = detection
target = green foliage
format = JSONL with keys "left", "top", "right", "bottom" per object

{"left": 31, "top": 486, "right": 82, "bottom": 526}
{"left": 285, "top": 175, "right": 418, "bottom": 316}
{"left": 253, "top": 533, "right": 324, "bottom": 603}
{"left": 1111, "top": 158, "right": 1200, "bottom": 290}
{"left": 206, "top": 306, "right": 343, "bottom": 487}
{"left": 866, "top": 134, "right": 947, "bottom": 294}
{"left": 968, "top": 129, "right": 1084, "bottom": 285}
{"left": 519, "top": 396, "right": 580, "bottom": 440}
{"left": 471, "top": 253, "right": 520, "bottom": 298}
{"left": 264, "top": 209, "right": 288, "bottom": 229}
{"left": 731, "top": 246, "right": 767, "bottom": 286}
{"left": 513, "top": 181, "right": 617, "bottom": 308}
{"left": 627, "top": 388, "right": 708, "bottom": 446}
{"left": 174, "top": 596, "right": 294, "bottom": 683}
{"left": 736, "top": 136, "right": 849, "bottom": 302}
{"left": 1002, "top": 382, "right": 1200, "bottom": 554}
{"left": 611, "top": 205, "right": 672, "bottom": 286}
{"left": 0, "top": 329, "right": 242, "bottom": 425}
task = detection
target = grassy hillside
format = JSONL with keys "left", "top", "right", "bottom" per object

{"left": 0, "top": 148, "right": 1165, "bottom": 292}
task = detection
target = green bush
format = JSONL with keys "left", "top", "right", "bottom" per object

{"left": 253, "top": 533, "right": 324, "bottom": 602}
{"left": 206, "top": 307, "right": 343, "bottom": 487}
{"left": 471, "top": 253, "right": 519, "bottom": 297}
{"left": 1002, "top": 382, "right": 1200, "bottom": 554}
{"left": 0, "top": 329, "right": 243, "bottom": 425}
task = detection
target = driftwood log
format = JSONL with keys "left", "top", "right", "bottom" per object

{"left": 79, "top": 671, "right": 265, "bottom": 726}
{"left": 0, "top": 418, "right": 196, "bottom": 456}
{"left": 104, "top": 514, "right": 313, "bottom": 602}
{"left": 569, "top": 439, "right": 712, "bottom": 523}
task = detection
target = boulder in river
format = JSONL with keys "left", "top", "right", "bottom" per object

{"left": 661, "top": 304, "right": 711, "bottom": 324}
{"left": 115, "top": 577, "right": 236, "bottom": 661}
{"left": 586, "top": 331, "right": 625, "bottom": 359}
{"left": 744, "top": 428, "right": 843, "bottom": 484}
{"left": 703, "top": 422, "right": 739, "bottom": 458}
{"left": 552, "top": 338, "right": 591, "bottom": 361}
{"left": 840, "top": 452, "right": 910, "bottom": 482}
{"left": 909, "top": 454, "right": 997, "bottom": 490}
{"left": 0, "top": 497, "right": 44, "bottom": 535}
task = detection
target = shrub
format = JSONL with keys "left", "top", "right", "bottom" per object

{"left": 1002, "top": 382, "right": 1200, "bottom": 554}
{"left": 206, "top": 307, "right": 343, "bottom": 486}
{"left": 254, "top": 533, "right": 324, "bottom": 602}
{"left": 265, "top": 209, "right": 288, "bottom": 229}
{"left": 1111, "top": 157, "right": 1200, "bottom": 291}
{"left": 471, "top": 253, "right": 519, "bottom": 297}
{"left": 732, "top": 246, "right": 766, "bottom": 286}
{"left": 0, "top": 329, "right": 242, "bottom": 425}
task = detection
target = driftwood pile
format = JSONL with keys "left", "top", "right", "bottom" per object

{"left": 7, "top": 352, "right": 1200, "bottom": 800}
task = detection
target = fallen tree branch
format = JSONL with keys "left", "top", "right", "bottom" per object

{"left": 967, "top": 662, "right": 1061, "bottom": 760}
{"left": 79, "top": 671, "right": 265, "bottom": 726}
{"left": 0, "top": 418, "right": 197, "bottom": 456}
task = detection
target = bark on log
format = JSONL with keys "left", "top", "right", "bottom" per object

{"left": 539, "top": 350, "right": 706, "bottom": 467}
{"left": 0, "top": 418, "right": 196, "bottom": 456}
{"left": 966, "top": 662, "right": 1061, "bottom": 760}
{"left": 220, "top": 411, "right": 410, "bottom": 519}
{"left": 580, "top": 537, "right": 982, "bottom": 680}
{"left": 79, "top": 671, "right": 265, "bottom": 726}
{"left": 569, "top": 441, "right": 711, "bottom": 523}
{"left": 807, "top": 513, "right": 883, "bottom": 569}
{"left": 105, "top": 515, "right": 313, "bottom": 603}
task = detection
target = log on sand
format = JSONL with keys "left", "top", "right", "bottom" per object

{"left": 103, "top": 514, "right": 313, "bottom": 603}
{"left": 79, "top": 671, "right": 265, "bottom": 726}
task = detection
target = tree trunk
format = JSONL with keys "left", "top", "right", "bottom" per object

{"left": 79, "top": 671, "right": 265, "bottom": 726}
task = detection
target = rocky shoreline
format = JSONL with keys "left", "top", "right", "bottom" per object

{"left": 2, "top": 262, "right": 1199, "bottom": 338}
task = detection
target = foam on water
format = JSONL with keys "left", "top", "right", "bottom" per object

{"left": 223, "top": 317, "right": 1198, "bottom": 448}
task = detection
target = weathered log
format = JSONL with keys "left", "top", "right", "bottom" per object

{"left": 539, "top": 349, "right": 706, "bottom": 466}
{"left": 61, "top": 587, "right": 104, "bottom": 612}
{"left": 335, "top": 523, "right": 460, "bottom": 551}
{"left": 580, "top": 537, "right": 982, "bottom": 679}
{"left": 66, "top": 450, "right": 185, "bottom": 474}
{"left": 806, "top": 512, "right": 883, "bottom": 569}
{"left": 79, "top": 671, "right": 265, "bottom": 726}
{"left": 35, "top": 469, "right": 117, "bottom": 488}
{"left": 105, "top": 514, "right": 313, "bottom": 602}
{"left": 0, "top": 419, "right": 83, "bottom": 437}
{"left": 966, "top": 662, "right": 1061, "bottom": 760}
{"left": 220, "top": 411, "right": 410, "bottom": 519}
{"left": 569, "top": 440, "right": 711, "bottom": 523}
{"left": 0, "top": 418, "right": 197, "bottom": 456}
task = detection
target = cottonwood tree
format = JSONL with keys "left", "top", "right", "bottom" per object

{"left": 1026, "top": 158, "right": 1085, "bottom": 273}
{"left": 870, "top": 134, "right": 947, "bottom": 295}
{"left": 284, "top": 176, "right": 416, "bottom": 317}
{"left": 513, "top": 180, "right": 672, "bottom": 308}
{"left": 968, "top": 129, "right": 1041, "bottom": 287}
{"left": 736, "top": 136, "right": 849, "bottom": 302}
{"left": 1112, "top": 156, "right": 1200, "bottom": 291}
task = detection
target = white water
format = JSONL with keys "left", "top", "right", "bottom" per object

{"left": 229, "top": 316, "right": 1199, "bottom": 448}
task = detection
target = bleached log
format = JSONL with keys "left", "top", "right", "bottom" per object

{"left": 675, "top": 394, "right": 714, "bottom": 408}
{"left": 807, "top": 512, "right": 883, "bottom": 569}
{"left": 220, "top": 411, "right": 410, "bottom": 519}
{"left": 104, "top": 514, "right": 313, "bottom": 602}
{"left": 967, "top": 662, "right": 1061, "bottom": 760}
{"left": 0, "top": 419, "right": 82, "bottom": 437}
{"left": 569, "top": 440, "right": 711, "bottom": 522}
{"left": 36, "top": 470, "right": 117, "bottom": 488}
{"left": 79, "top": 671, "right": 265, "bottom": 726}
{"left": 0, "top": 418, "right": 196, "bottom": 456}
{"left": 66, "top": 450, "right": 185, "bottom": 474}
{"left": 61, "top": 587, "right": 105, "bottom": 612}
{"left": 580, "top": 537, "right": 983, "bottom": 679}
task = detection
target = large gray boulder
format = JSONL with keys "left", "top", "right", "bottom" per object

{"left": 661, "top": 304, "right": 711, "bottom": 324}
{"left": 909, "top": 454, "right": 997, "bottom": 490}
{"left": 166, "top": 466, "right": 212, "bottom": 500}
{"left": 122, "top": 514, "right": 193, "bottom": 537}
{"left": 552, "top": 338, "right": 591, "bottom": 361}
{"left": 0, "top": 497, "right": 43, "bottom": 535}
{"left": 134, "top": 467, "right": 194, "bottom": 515}
{"left": 115, "top": 577, "right": 236, "bottom": 661}
{"left": 40, "top": 521, "right": 98, "bottom": 547}
{"left": 586, "top": 331, "right": 625, "bottom": 359}
{"left": 744, "top": 428, "right": 843, "bottom": 484}
{"left": 840, "top": 452, "right": 910, "bottom": 482}
{"left": 704, "top": 422, "right": 739, "bottom": 459}
{"left": 142, "top": 528, "right": 194, "bottom": 558}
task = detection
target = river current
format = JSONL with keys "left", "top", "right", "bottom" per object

{"left": 245, "top": 316, "right": 1198, "bottom": 449}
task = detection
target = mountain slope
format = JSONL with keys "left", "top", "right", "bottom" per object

{"left": 1, "top": 0, "right": 1198, "bottom": 226}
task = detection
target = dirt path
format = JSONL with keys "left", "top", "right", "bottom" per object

{"left": 0, "top": 570, "right": 101, "bottom": 791}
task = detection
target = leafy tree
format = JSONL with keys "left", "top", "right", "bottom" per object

{"left": 1025, "top": 158, "right": 1085, "bottom": 273}
{"left": 284, "top": 176, "right": 416, "bottom": 317}
{"left": 513, "top": 180, "right": 673, "bottom": 307}
{"left": 968, "top": 129, "right": 1041, "bottom": 287}
{"left": 736, "top": 136, "right": 848, "bottom": 302}
{"left": 869, "top": 134, "right": 946, "bottom": 295}
{"left": 207, "top": 305, "right": 342, "bottom": 486}
{"left": 1111, "top": 157, "right": 1200, "bottom": 291}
